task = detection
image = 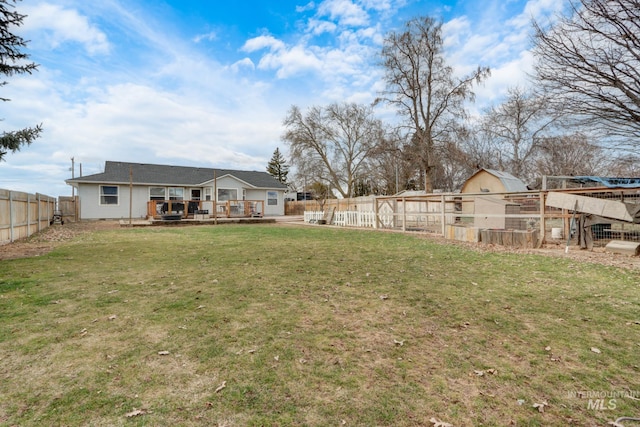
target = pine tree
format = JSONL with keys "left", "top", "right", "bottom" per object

{"left": 1, "top": 0, "right": 42, "bottom": 161}
{"left": 266, "top": 148, "right": 289, "bottom": 185}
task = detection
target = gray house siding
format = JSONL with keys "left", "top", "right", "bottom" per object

{"left": 67, "top": 161, "right": 288, "bottom": 220}
{"left": 77, "top": 184, "right": 150, "bottom": 219}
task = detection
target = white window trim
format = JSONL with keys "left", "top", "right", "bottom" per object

{"left": 149, "top": 186, "right": 166, "bottom": 200}
{"left": 217, "top": 188, "right": 238, "bottom": 201}
{"left": 267, "top": 190, "right": 278, "bottom": 206}
{"left": 99, "top": 185, "right": 119, "bottom": 206}
{"left": 168, "top": 187, "right": 185, "bottom": 200}
{"left": 190, "top": 188, "right": 202, "bottom": 201}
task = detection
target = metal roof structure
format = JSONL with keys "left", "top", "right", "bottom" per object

{"left": 566, "top": 176, "right": 640, "bottom": 189}
{"left": 66, "top": 161, "right": 288, "bottom": 189}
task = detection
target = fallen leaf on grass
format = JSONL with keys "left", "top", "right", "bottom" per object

{"left": 379, "top": 294, "right": 389, "bottom": 300}
{"left": 591, "top": 347, "right": 601, "bottom": 354}
{"left": 108, "top": 315, "right": 117, "bottom": 321}
{"left": 125, "top": 408, "right": 148, "bottom": 418}
{"left": 393, "top": 339, "right": 404, "bottom": 346}
{"left": 533, "top": 401, "right": 548, "bottom": 413}
{"left": 544, "top": 346, "right": 551, "bottom": 351}
{"left": 429, "top": 417, "right": 453, "bottom": 427}
{"left": 215, "top": 381, "right": 227, "bottom": 393}
{"left": 474, "top": 368, "right": 497, "bottom": 377}
{"left": 158, "top": 351, "right": 170, "bottom": 356}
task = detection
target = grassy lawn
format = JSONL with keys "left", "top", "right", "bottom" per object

{"left": 1, "top": 224, "right": 639, "bottom": 426}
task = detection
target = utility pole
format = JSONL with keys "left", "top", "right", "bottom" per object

{"left": 70, "top": 157, "right": 75, "bottom": 198}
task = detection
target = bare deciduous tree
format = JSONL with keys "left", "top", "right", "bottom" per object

{"left": 535, "top": 133, "right": 606, "bottom": 176}
{"left": 377, "top": 16, "right": 490, "bottom": 191}
{"left": 480, "top": 87, "right": 559, "bottom": 182}
{"left": 532, "top": 0, "right": 640, "bottom": 149}
{"left": 282, "top": 102, "right": 386, "bottom": 198}
{"left": 604, "top": 154, "right": 640, "bottom": 177}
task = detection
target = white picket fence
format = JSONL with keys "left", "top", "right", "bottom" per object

{"left": 304, "top": 210, "right": 376, "bottom": 228}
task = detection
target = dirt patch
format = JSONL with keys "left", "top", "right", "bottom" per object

{"left": 425, "top": 232, "right": 640, "bottom": 270}
{"left": 0, "top": 221, "right": 120, "bottom": 260}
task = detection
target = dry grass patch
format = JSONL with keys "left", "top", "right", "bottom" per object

{"left": 1, "top": 224, "right": 639, "bottom": 426}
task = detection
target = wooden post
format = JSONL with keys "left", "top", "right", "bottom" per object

{"left": 440, "top": 194, "right": 446, "bottom": 236}
{"left": 538, "top": 191, "right": 546, "bottom": 248}
{"left": 402, "top": 197, "right": 406, "bottom": 232}
{"left": 37, "top": 193, "right": 41, "bottom": 232}
{"left": 214, "top": 170, "right": 218, "bottom": 225}
{"left": 9, "top": 191, "right": 14, "bottom": 243}
{"left": 374, "top": 197, "right": 379, "bottom": 229}
{"left": 129, "top": 166, "right": 133, "bottom": 226}
{"left": 27, "top": 193, "right": 30, "bottom": 237}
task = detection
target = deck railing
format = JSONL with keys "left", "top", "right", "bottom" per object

{"left": 147, "top": 200, "right": 264, "bottom": 219}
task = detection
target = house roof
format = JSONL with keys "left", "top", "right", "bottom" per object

{"left": 466, "top": 168, "right": 528, "bottom": 192}
{"left": 66, "top": 161, "right": 288, "bottom": 189}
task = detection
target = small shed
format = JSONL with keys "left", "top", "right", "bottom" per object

{"left": 475, "top": 196, "right": 525, "bottom": 230}
{"left": 461, "top": 169, "right": 528, "bottom": 194}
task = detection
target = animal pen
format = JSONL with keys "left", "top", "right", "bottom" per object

{"left": 301, "top": 187, "right": 640, "bottom": 249}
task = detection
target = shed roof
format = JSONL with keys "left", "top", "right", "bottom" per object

{"left": 465, "top": 169, "right": 528, "bottom": 192}
{"left": 66, "top": 161, "right": 288, "bottom": 189}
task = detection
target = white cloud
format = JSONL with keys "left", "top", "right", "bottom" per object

{"left": 257, "top": 44, "right": 324, "bottom": 78}
{"left": 442, "top": 16, "right": 472, "bottom": 49}
{"left": 230, "top": 58, "right": 256, "bottom": 73}
{"left": 306, "top": 18, "right": 338, "bottom": 35}
{"left": 507, "top": 0, "right": 568, "bottom": 29}
{"left": 242, "top": 35, "right": 286, "bottom": 52}
{"left": 21, "top": 3, "right": 109, "bottom": 55}
{"left": 193, "top": 31, "right": 218, "bottom": 43}
{"left": 317, "top": 0, "right": 370, "bottom": 27}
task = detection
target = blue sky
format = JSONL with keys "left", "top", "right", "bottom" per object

{"left": 1, "top": 0, "right": 567, "bottom": 197}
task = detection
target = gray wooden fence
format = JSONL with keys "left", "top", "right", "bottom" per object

{"left": 0, "top": 188, "right": 57, "bottom": 245}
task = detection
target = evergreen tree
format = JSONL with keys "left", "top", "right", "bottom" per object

{"left": 266, "top": 147, "right": 289, "bottom": 185}
{"left": 1, "top": 0, "right": 42, "bottom": 161}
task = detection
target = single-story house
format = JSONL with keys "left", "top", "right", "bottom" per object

{"left": 460, "top": 169, "right": 528, "bottom": 194}
{"left": 66, "top": 161, "right": 288, "bottom": 220}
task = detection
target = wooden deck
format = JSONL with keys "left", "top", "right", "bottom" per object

{"left": 121, "top": 217, "right": 277, "bottom": 227}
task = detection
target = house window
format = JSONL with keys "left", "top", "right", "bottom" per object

{"left": 100, "top": 185, "right": 118, "bottom": 205}
{"left": 168, "top": 187, "right": 184, "bottom": 200}
{"left": 191, "top": 189, "right": 201, "bottom": 201}
{"left": 218, "top": 188, "right": 237, "bottom": 201}
{"left": 267, "top": 191, "right": 278, "bottom": 206}
{"left": 150, "top": 187, "right": 165, "bottom": 200}
{"left": 204, "top": 187, "right": 212, "bottom": 201}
